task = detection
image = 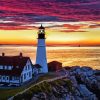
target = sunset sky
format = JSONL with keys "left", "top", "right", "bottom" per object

{"left": 0, "top": 0, "right": 100, "bottom": 46}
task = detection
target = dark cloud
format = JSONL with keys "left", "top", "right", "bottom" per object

{"left": 0, "top": 0, "right": 100, "bottom": 30}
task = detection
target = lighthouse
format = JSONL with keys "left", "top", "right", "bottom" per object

{"left": 36, "top": 25, "right": 48, "bottom": 73}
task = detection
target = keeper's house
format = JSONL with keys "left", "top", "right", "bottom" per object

{"left": 0, "top": 53, "right": 33, "bottom": 86}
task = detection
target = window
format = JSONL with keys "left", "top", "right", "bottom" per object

{"left": 2, "top": 76, "right": 5, "bottom": 80}
{"left": 28, "top": 65, "right": 30, "bottom": 70}
{"left": 12, "top": 76, "right": 15, "bottom": 80}
{"left": 29, "top": 72, "right": 31, "bottom": 77}
{"left": 16, "top": 77, "right": 19, "bottom": 80}
{"left": 16, "top": 66, "right": 19, "bottom": 68}
{"left": 0, "top": 66, "right": 3, "bottom": 69}
{"left": 25, "top": 66, "right": 27, "bottom": 70}
{"left": 14, "top": 77, "right": 19, "bottom": 80}
{"left": 3, "top": 66, "right": 5, "bottom": 69}
{"left": 8, "top": 66, "right": 12, "bottom": 70}
{"left": 5, "top": 66, "right": 7, "bottom": 70}
{"left": 24, "top": 73, "right": 26, "bottom": 80}
{"left": 6, "top": 76, "right": 9, "bottom": 80}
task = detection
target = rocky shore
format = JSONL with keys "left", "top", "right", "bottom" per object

{"left": 64, "top": 66, "right": 100, "bottom": 100}
{"left": 13, "top": 66, "right": 100, "bottom": 100}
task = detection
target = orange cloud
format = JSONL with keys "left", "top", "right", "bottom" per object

{"left": 89, "top": 24, "right": 100, "bottom": 28}
{"left": 60, "top": 30, "right": 87, "bottom": 33}
{"left": 63, "top": 24, "right": 84, "bottom": 30}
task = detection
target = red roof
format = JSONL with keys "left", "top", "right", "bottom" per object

{"left": 0, "top": 56, "right": 31, "bottom": 76}
{"left": 48, "top": 61, "right": 62, "bottom": 72}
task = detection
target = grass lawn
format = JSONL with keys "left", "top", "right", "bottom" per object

{"left": 35, "top": 72, "right": 58, "bottom": 83}
{"left": 0, "top": 87, "right": 24, "bottom": 100}
{"left": 0, "top": 72, "right": 58, "bottom": 100}
{"left": 13, "top": 78, "right": 72, "bottom": 100}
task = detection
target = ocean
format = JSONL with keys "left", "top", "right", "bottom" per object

{"left": 0, "top": 46, "right": 100, "bottom": 69}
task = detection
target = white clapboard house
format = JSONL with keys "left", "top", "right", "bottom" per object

{"left": 0, "top": 53, "right": 33, "bottom": 86}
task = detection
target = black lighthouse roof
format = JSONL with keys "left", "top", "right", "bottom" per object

{"left": 39, "top": 24, "right": 45, "bottom": 29}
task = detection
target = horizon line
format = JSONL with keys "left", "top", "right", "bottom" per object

{"left": 0, "top": 44, "right": 100, "bottom": 47}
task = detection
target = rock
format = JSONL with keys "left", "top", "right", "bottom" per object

{"left": 13, "top": 66, "right": 100, "bottom": 100}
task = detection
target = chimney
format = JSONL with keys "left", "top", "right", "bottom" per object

{"left": 19, "top": 52, "right": 23, "bottom": 57}
{"left": 2, "top": 53, "right": 5, "bottom": 56}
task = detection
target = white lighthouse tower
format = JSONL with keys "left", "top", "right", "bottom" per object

{"left": 36, "top": 24, "right": 48, "bottom": 73}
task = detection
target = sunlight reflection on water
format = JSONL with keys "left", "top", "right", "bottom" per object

{"left": 0, "top": 46, "right": 100, "bottom": 69}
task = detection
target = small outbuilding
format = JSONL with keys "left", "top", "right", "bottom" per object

{"left": 48, "top": 61, "right": 62, "bottom": 72}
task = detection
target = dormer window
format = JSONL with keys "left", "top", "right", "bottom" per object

{"left": 0, "top": 66, "right": 3, "bottom": 69}
{"left": 8, "top": 66, "right": 12, "bottom": 70}
{"left": 16, "top": 66, "right": 19, "bottom": 68}
{"left": 5, "top": 66, "right": 7, "bottom": 70}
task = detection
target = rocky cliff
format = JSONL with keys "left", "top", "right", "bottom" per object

{"left": 13, "top": 66, "right": 99, "bottom": 100}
